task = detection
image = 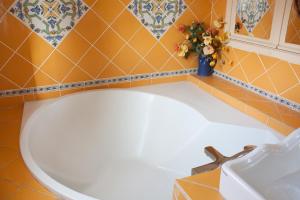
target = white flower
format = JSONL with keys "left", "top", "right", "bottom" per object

{"left": 203, "top": 45, "right": 215, "bottom": 55}
{"left": 213, "top": 19, "right": 224, "bottom": 29}
{"left": 203, "top": 36, "right": 212, "bottom": 45}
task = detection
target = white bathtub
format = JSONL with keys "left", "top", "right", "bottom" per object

{"left": 21, "top": 82, "right": 282, "bottom": 200}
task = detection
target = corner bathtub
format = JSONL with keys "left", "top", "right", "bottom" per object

{"left": 20, "top": 82, "right": 281, "bottom": 200}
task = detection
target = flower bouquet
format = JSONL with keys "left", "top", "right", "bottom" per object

{"left": 176, "top": 20, "right": 229, "bottom": 76}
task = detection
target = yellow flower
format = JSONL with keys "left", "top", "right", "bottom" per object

{"left": 212, "top": 53, "right": 218, "bottom": 59}
{"left": 213, "top": 19, "right": 225, "bottom": 29}
{"left": 203, "top": 36, "right": 212, "bottom": 45}
{"left": 220, "top": 32, "right": 230, "bottom": 43}
{"left": 210, "top": 61, "right": 216, "bottom": 67}
{"left": 177, "top": 43, "right": 189, "bottom": 57}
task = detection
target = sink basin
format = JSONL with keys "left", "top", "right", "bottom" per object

{"left": 220, "top": 128, "right": 300, "bottom": 200}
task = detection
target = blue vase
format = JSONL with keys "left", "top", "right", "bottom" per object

{"left": 197, "top": 56, "right": 214, "bottom": 76}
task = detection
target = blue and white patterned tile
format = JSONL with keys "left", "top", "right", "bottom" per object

{"left": 10, "top": 0, "right": 89, "bottom": 47}
{"left": 237, "top": 0, "right": 270, "bottom": 33}
{"left": 128, "top": 0, "right": 187, "bottom": 39}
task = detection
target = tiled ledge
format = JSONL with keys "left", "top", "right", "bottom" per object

{"left": 173, "top": 170, "right": 222, "bottom": 200}
{"left": 187, "top": 75, "right": 300, "bottom": 136}
{"left": 174, "top": 74, "right": 300, "bottom": 200}
{"left": 0, "top": 74, "right": 189, "bottom": 107}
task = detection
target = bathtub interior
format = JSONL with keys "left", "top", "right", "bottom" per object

{"left": 23, "top": 90, "right": 280, "bottom": 200}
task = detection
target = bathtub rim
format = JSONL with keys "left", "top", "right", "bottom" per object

{"left": 20, "top": 88, "right": 210, "bottom": 200}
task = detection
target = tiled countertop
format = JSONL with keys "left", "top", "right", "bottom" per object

{"left": 1, "top": 75, "right": 299, "bottom": 199}
{"left": 174, "top": 170, "right": 223, "bottom": 200}
{"left": 188, "top": 75, "right": 300, "bottom": 136}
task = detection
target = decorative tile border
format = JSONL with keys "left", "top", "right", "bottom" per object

{"left": 213, "top": 70, "right": 300, "bottom": 112}
{"left": 0, "top": 68, "right": 197, "bottom": 97}
{"left": 0, "top": 67, "right": 298, "bottom": 112}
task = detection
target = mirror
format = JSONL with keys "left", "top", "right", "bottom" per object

{"left": 285, "top": 0, "right": 300, "bottom": 45}
{"left": 234, "top": 0, "right": 275, "bottom": 40}
{"left": 226, "top": 0, "right": 300, "bottom": 54}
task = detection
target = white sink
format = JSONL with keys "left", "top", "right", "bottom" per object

{"left": 220, "top": 128, "right": 300, "bottom": 200}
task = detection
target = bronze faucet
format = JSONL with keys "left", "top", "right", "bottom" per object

{"left": 191, "top": 145, "right": 256, "bottom": 175}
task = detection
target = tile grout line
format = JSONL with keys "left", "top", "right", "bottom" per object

{"left": 253, "top": 53, "right": 279, "bottom": 94}
{"left": 55, "top": 48, "right": 94, "bottom": 82}
{"left": 179, "top": 179, "right": 219, "bottom": 192}
{"left": 4, "top": 0, "right": 92, "bottom": 87}
{"left": 0, "top": 68, "right": 197, "bottom": 97}
{"left": 279, "top": 83, "right": 299, "bottom": 96}
{"left": 0, "top": 0, "right": 204, "bottom": 94}
{"left": 288, "top": 62, "right": 300, "bottom": 83}
{"left": 0, "top": 31, "right": 33, "bottom": 72}
{"left": 21, "top": 49, "right": 59, "bottom": 87}
{"left": 89, "top": 5, "right": 159, "bottom": 76}
{"left": 87, "top": 3, "right": 137, "bottom": 78}
{"left": 248, "top": 57, "right": 281, "bottom": 84}
{"left": 0, "top": 1, "right": 88, "bottom": 88}
{"left": 0, "top": 74, "right": 22, "bottom": 89}
{"left": 213, "top": 70, "right": 300, "bottom": 112}
{"left": 0, "top": 37, "right": 60, "bottom": 87}
{"left": 88, "top": 7, "right": 156, "bottom": 78}
{"left": 174, "top": 182, "right": 193, "bottom": 200}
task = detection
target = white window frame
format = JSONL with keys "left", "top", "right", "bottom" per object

{"left": 225, "top": 0, "right": 300, "bottom": 64}
{"left": 278, "top": 0, "right": 300, "bottom": 54}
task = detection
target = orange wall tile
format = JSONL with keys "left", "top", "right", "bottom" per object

{"left": 215, "top": 46, "right": 300, "bottom": 105}
{"left": 212, "top": 0, "right": 300, "bottom": 105}
{"left": 0, "top": 0, "right": 212, "bottom": 98}
{"left": 0, "top": 0, "right": 299, "bottom": 108}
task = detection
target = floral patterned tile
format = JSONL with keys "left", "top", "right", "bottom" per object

{"left": 10, "top": 0, "right": 88, "bottom": 47}
{"left": 237, "top": 0, "right": 270, "bottom": 33}
{"left": 128, "top": 0, "right": 187, "bottom": 39}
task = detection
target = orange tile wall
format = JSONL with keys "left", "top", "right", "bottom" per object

{"left": 211, "top": 0, "right": 300, "bottom": 105}
{"left": 0, "top": 0, "right": 300, "bottom": 107}
{"left": 0, "top": 0, "right": 211, "bottom": 100}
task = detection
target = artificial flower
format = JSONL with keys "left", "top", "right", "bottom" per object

{"left": 175, "top": 44, "right": 180, "bottom": 52}
{"left": 176, "top": 21, "right": 230, "bottom": 65}
{"left": 219, "top": 32, "right": 230, "bottom": 43}
{"left": 207, "top": 28, "right": 219, "bottom": 36}
{"left": 213, "top": 19, "right": 225, "bottom": 29}
{"left": 178, "top": 24, "right": 186, "bottom": 33}
{"left": 203, "top": 36, "right": 212, "bottom": 45}
{"left": 177, "top": 43, "right": 189, "bottom": 57}
{"left": 212, "top": 53, "right": 218, "bottom": 59}
{"left": 203, "top": 45, "right": 215, "bottom": 55}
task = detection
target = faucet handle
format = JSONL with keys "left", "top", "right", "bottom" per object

{"left": 204, "top": 146, "right": 226, "bottom": 163}
{"left": 191, "top": 145, "right": 257, "bottom": 175}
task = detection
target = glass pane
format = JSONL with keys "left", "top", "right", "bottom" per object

{"left": 235, "top": 0, "right": 275, "bottom": 40}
